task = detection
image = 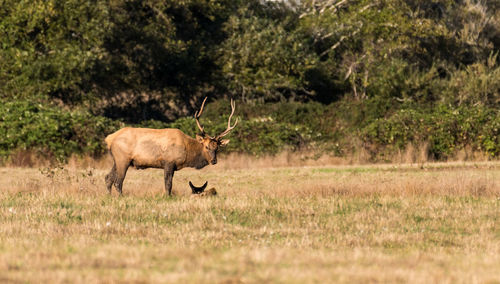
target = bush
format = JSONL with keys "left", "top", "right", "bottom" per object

{"left": 362, "top": 105, "right": 500, "bottom": 159}
{"left": 0, "top": 100, "right": 121, "bottom": 161}
{"left": 3, "top": 99, "right": 500, "bottom": 163}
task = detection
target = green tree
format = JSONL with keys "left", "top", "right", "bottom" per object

{"left": 0, "top": 0, "right": 110, "bottom": 103}
{"left": 93, "top": 0, "right": 239, "bottom": 122}
{"left": 218, "top": 3, "right": 318, "bottom": 103}
{"left": 298, "top": 0, "right": 453, "bottom": 103}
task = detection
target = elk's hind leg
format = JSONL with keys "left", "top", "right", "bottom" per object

{"left": 108, "top": 144, "right": 131, "bottom": 196}
{"left": 114, "top": 161, "right": 130, "bottom": 196}
{"left": 105, "top": 163, "right": 117, "bottom": 194}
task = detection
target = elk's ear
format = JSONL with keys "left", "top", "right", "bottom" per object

{"left": 196, "top": 134, "right": 204, "bottom": 143}
{"left": 219, "top": 139, "right": 230, "bottom": 147}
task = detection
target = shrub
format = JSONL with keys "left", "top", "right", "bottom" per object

{"left": 0, "top": 100, "right": 121, "bottom": 162}
{"left": 362, "top": 105, "right": 500, "bottom": 159}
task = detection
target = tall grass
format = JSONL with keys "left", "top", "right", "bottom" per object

{"left": 0, "top": 164, "right": 499, "bottom": 282}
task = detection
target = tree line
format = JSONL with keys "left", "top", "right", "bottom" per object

{"left": 1, "top": 0, "right": 499, "bottom": 161}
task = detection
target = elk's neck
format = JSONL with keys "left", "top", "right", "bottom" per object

{"left": 186, "top": 140, "right": 209, "bottom": 169}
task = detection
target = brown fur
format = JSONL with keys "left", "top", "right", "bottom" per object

{"left": 191, "top": 188, "right": 217, "bottom": 198}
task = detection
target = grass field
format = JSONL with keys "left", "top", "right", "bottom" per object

{"left": 0, "top": 161, "right": 499, "bottom": 283}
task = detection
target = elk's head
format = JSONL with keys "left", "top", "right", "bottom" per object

{"left": 189, "top": 181, "right": 208, "bottom": 194}
{"left": 189, "top": 180, "right": 217, "bottom": 197}
{"left": 194, "top": 97, "right": 238, "bottom": 165}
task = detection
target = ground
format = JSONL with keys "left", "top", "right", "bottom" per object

{"left": 0, "top": 162, "right": 499, "bottom": 283}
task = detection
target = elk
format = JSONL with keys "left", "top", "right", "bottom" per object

{"left": 104, "top": 97, "right": 237, "bottom": 196}
{"left": 189, "top": 181, "right": 208, "bottom": 194}
{"left": 189, "top": 181, "right": 217, "bottom": 197}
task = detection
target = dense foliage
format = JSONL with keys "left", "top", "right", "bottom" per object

{"left": 1, "top": 0, "right": 500, "bottom": 162}
{"left": 0, "top": 100, "right": 121, "bottom": 160}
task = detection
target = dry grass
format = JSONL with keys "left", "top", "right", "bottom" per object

{"left": 0, "top": 162, "right": 499, "bottom": 283}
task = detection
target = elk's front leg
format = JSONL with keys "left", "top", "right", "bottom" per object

{"left": 164, "top": 163, "right": 175, "bottom": 196}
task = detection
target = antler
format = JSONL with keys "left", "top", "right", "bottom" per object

{"left": 216, "top": 99, "right": 238, "bottom": 139}
{"left": 194, "top": 97, "right": 208, "bottom": 135}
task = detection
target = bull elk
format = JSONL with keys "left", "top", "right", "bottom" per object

{"left": 104, "top": 97, "right": 238, "bottom": 196}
